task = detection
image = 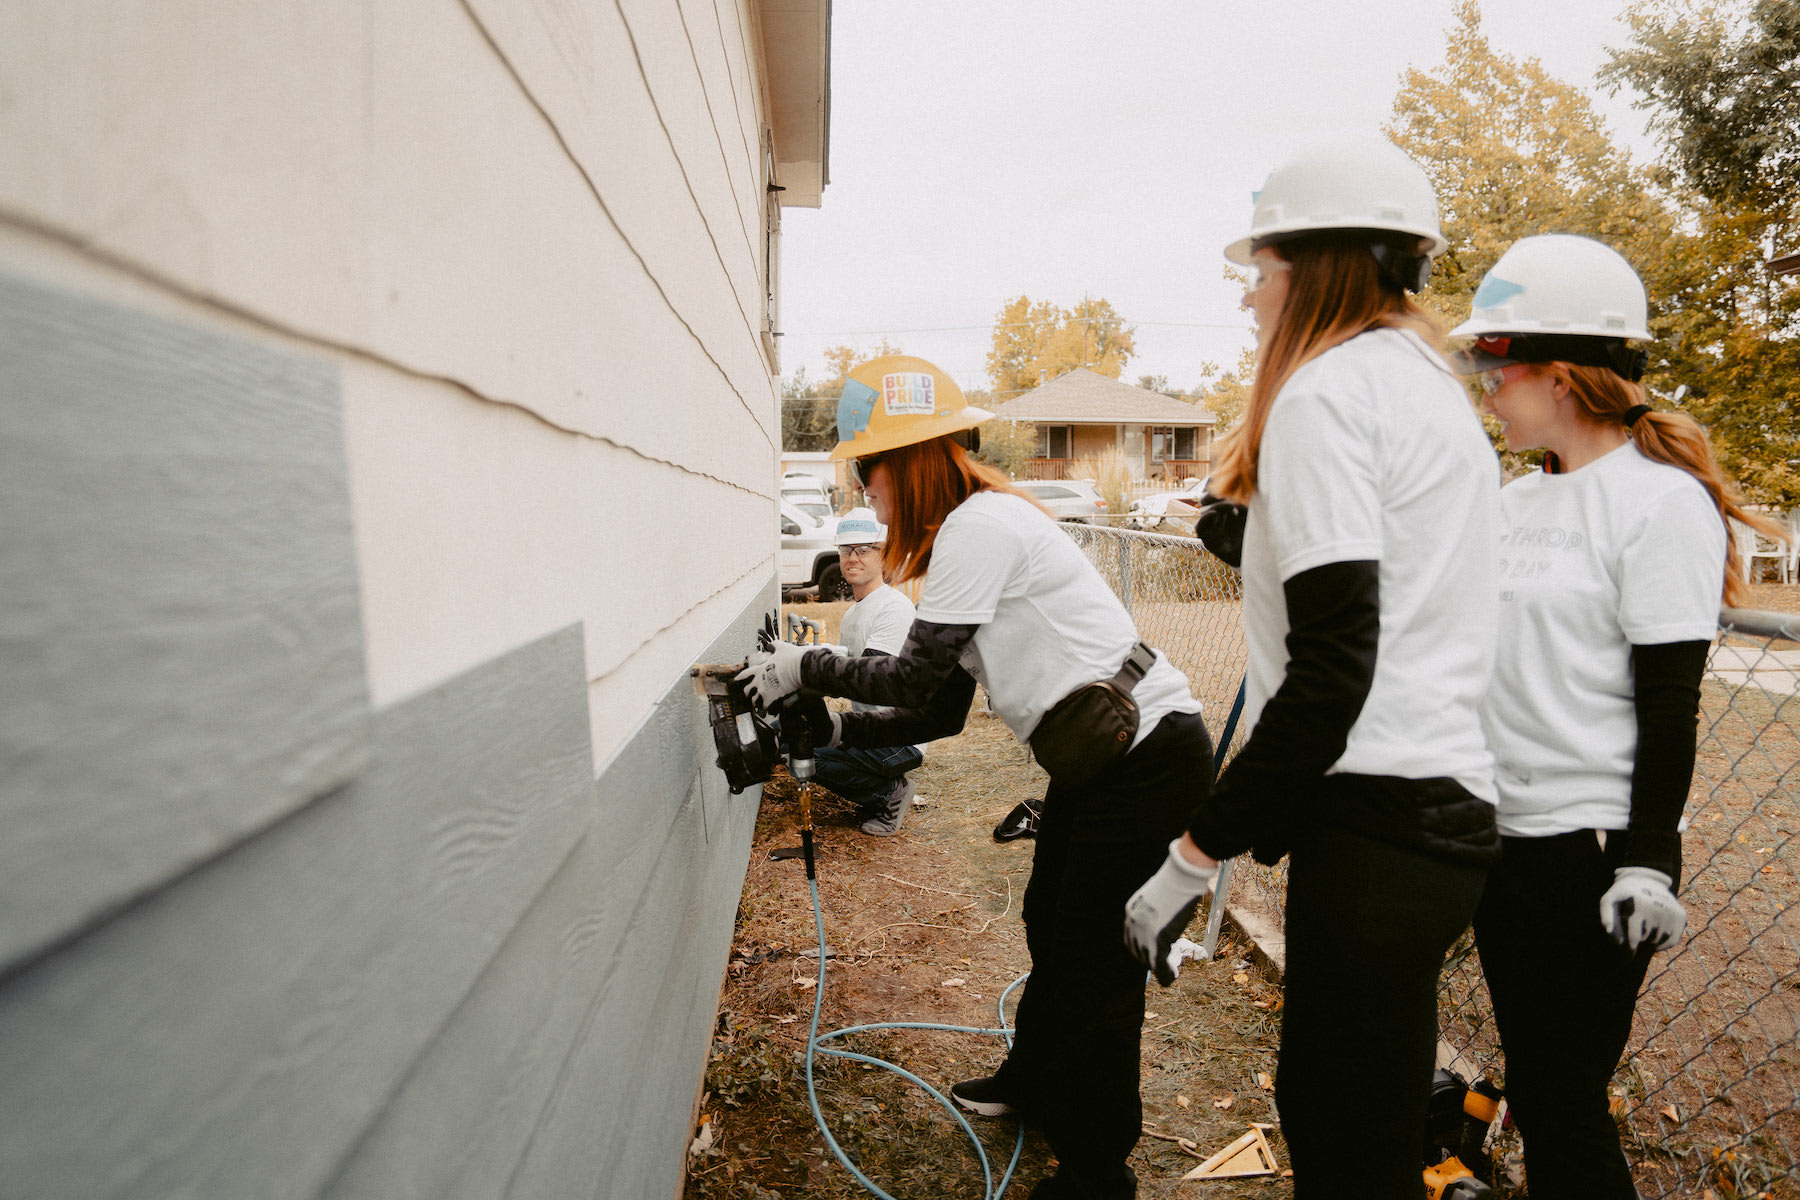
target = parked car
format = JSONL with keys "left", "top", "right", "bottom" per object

{"left": 780, "top": 499, "right": 850, "bottom": 601}
{"left": 1128, "top": 475, "right": 1208, "bottom": 530}
{"left": 1017, "top": 479, "right": 1109, "bottom": 523}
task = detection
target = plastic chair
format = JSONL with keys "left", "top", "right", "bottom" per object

{"left": 1735, "top": 510, "right": 1794, "bottom": 584}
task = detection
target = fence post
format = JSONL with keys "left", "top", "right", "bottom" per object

{"left": 1118, "top": 536, "right": 1133, "bottom": 614}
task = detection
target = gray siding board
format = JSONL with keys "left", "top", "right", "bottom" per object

{"left": 325, "top": 595, "right": 770, "bottom": 1200}
{"left": 0, "top": 624, "right": 596, "bottom": 1200}
{"left": 0, "top": 272, "right": 370, "bottom": 971}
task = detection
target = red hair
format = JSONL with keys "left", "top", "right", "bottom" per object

{"left": 877, "top": 438, "right": 1046, "bottom": 583}
{"left": 1211, "top": 231, "right": 1442, "bottom": 504}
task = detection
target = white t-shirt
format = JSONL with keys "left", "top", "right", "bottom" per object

{"left": 1483, "top": 442, "right": 1725, "bottom": 836}
{"left": 839, "top": 583, "right": 916, "bottom": 715}
{"left": 916, "top": 490, "right": 1202, "bottom": 747}
{"left": 1238, "top": 327, "right": 1500, "bottom": 802}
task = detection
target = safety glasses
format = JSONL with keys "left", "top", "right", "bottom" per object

{"left": 1475, "top": 362, "right": 1528, "bottom": 397}
{"left": 850, "top": 453, "right": 886, "bottom": 489}
{"left": 1243, "top": 258, "right": 1291, "bottom": 295}
{"left": 837, "top": 543, "right": 882, "bottom": 559}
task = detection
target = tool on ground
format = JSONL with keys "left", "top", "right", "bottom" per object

{"left": 1182, "top": 1124, "right": 1279, "bottom": 1180}
{"left": 991, "top": 796, "right": 1041, "bottom": 842}
{"left": 1422, "top": 1068, "right": 1503, "bottom": 1199}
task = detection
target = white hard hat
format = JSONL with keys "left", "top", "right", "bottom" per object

{"left": 833, "top": 507, "right": 885, "bottom": 547}
{"left": 1225, "top": 138, "right": 1447, "bottom": 265}
{"left": 1451, "top": 234, "right": 1652, "bottom": 346}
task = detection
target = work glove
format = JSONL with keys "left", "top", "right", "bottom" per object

{"left": 778, "top": 692, "right": 842, "bottom": 749}
{"left": 758, "top": 611, "right": 781, "bottom": 653}
{"left": 1193, "top": 492, "right": 1247, "bottom": 569}
{"left": 1124, "top": 839, "right": 1220, "bottom": 986}
{"left": 1599, "top": 866, "right": 1685, "bottom": 953}
{"left": 738, "top": 641, "right": 807, "bottom": 712}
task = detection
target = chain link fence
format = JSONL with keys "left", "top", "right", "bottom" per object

{"left": 1063, "top": 522, "right": 1800, "bottom": 1199}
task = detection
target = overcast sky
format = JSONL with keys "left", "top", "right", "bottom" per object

{"left": 778, "top": 0, "right": 1670, "bottom": 398}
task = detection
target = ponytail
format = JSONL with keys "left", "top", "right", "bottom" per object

{"left": 1550, "top": 363, "right": 1785, "bottom": 606}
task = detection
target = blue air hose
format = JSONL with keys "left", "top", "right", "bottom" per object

{"left": 797, "top": 678, "right": 1247, "bottom": 1199}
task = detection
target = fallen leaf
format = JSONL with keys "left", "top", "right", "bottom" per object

{"left": 1175, "top": 1094, "right": 1191, "bottom": 1109}
{"left": 941, "top": 978, "right": 966, "bottom": 988}
{"left": 1252, "top": 1000, "right": 1270, "bottom": 1009}
{"left": 1213, "top": 1094, "right": 1234, "bottom": 1110}
{"left": 960, "top": 957, "right": 972, "bottom": 965}
{"left": 1256, "top": 1072, "right": 1273, "bottom": 1090}
{"left": 796, "top": 977, "right": 816, "bottom": 990}
{"left": 1232, "top": 971, "right": 1250, "bottom": 985}
{"left": 1608, "top": 1094, "right": 1626, "bottom": 1116}
{"left": 688, "top": 1117, "right": 714, "bottom": 1156}
{"left": 1660, "top": 1104, "right": 1679, "bottom": 1122}
{"left": 1145, "top": 1013, "right": 1159, "bottom": 1021}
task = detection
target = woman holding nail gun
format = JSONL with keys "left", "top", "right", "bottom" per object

{"left": 1448, "top": 235, "right": 1781, "bottom": 1199}
{"left": 1121, "top": 140, "right": 1504, "bottom": 1200}
{"left": 739, "top": 354, "right": 1212, "bottom": 1200}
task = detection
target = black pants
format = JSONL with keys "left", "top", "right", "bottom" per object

{"left": 1474, "top": 832, "right": 1653, "bottom": 1200}
{"left": 993, "top": 709, "right": 1213, "bottom": 1198}
{"left": 1277, "top": 823, "right": 1488, "bottom": 1200}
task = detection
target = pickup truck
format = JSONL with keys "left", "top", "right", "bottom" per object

{"left": 780, "top": 499, "right": 850, "bottom": 601}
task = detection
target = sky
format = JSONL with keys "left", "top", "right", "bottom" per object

{"left": 777, "top": 0, "right": 1671, "bottom": 400}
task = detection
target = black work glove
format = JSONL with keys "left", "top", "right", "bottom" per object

{"left": 757, "top": 610, "right": 780, "bottom": 653}
{"left": 778, "top": 691, "right": 842, "bottom": 749}
{"left": 1193, "top": 492, "right": 1247, "bottom": 568}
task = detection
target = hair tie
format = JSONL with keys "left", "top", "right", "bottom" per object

{"left": 1623, "top": 404, "right": 1651, "bottom": 428}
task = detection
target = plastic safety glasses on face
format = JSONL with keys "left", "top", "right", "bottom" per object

{"left": 1242, "top": 258, "right": 1291, "bottom": 295}
{"left": 838, "top": 543, "right": 882, "bottom": 559}
{"left": 1475, "top": 362, "right": 1529, "bottom": 397}
{"left": 850, "top": 454, "right": 886, "bottom": 489}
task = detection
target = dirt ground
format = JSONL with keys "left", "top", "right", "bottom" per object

{"left": 685, "top": 603, "right": 1292, "bottom": 1200}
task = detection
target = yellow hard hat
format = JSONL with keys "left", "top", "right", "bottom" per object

{"left": 829, "top": 355, "right": 994, "bottom": 460}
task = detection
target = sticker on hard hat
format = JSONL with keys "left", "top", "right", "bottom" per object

{"left": 837, "top": 378, "right": 879, "bottom": 440}
{"left": 882, "top": 373, "right": 936, "bottom": 415}
{"left": 1472, "top": 275, "right": 1525, "bottom": 309}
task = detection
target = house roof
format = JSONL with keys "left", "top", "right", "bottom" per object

{"left": 993, "top": 369, "right": 1216, "bottom": 425}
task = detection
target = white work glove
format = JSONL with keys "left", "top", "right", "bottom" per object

{"left": 737, "top": 641, "right": 807, "bottom": 711}
{"left": 1124, "top": 839, "right": 1220, "bottom": 986}
{"left": 1599, "top": 866, "right": 1685, "bottom": 953}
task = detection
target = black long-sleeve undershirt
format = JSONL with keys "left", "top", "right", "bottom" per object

{"left": 1621, "top": 639, "right": 1708, "bottom": 882}
{"left": 1188, "top": 560, "right": 1381, "bottom": 861}
{"left": 800, "top": 619, "right": 982, "bottom": 749}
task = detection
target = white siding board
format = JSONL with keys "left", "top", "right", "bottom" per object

{"left": 705, "top": 0, "right": 767, "bottom": 237}
{"left": 341, "top": 362, "right": 779, "bottom": 762}
{"left": 0, "top": 0, "right": 779, "bottom": 492}
{"left": 0, "top": 626, "right": 595, "bottom": 1200}
{"left": 465, "top": 0, "right": 775, "bottom": 449}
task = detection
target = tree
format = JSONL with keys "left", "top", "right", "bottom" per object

{"left": 1602, "top": 0, "right": 1800, "bottom": 213}
{"left": 986, "top": 295, "right": 1136, "bottom": 396}
{"left": 1195, "top": 349, "right": 1257, "bottom": 435}
{"left": 1385, "top": 1, "right": 1800, "bottom": 498}
{"left": 1603, "top": 0, "right": 1800, "bottom": 503}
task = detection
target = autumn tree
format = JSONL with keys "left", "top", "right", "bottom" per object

{"left": 1603, "top": 0, "right": 1800, "bottom": 503}
{"left": 986, "top": 295, "right": 1136, "bottom": 397}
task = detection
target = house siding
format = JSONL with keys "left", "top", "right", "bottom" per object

{"left": 0, "top": 0, "right": 801, "bottom": 1193}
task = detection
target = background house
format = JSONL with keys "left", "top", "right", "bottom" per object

{"left": 0, "top": 3, "right": 827, "bottom": 1197}
{"left": 994, "top": 368, "right": 1217, "bottom": 482}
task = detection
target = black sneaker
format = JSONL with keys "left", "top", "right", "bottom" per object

{"left": 950, "top": 1074, "right": 1019, "bottom": 1117}
{"left": 992, "top": 798, "right": 1041, "bottom": 842}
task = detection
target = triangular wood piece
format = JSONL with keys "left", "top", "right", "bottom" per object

{"left": 1181, "top": 1125, "right": 1278, "bottom": 1180}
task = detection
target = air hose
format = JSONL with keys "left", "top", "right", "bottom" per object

{"left": 792, "top": 679, "right": 1247, "bottom": 1200}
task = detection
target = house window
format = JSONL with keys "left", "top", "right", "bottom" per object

{"left": 1037, "top": 425, "right": 1072, "bottom": 458}
{"left": 1150, "top": 427, "right": 1198, "bottom": 461}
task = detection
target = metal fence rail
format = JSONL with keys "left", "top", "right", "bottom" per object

{"left": 1063, "top": 522, "right": 1800, "bottom": 1199}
